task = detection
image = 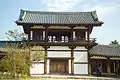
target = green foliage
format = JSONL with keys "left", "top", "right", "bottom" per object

{"left": 0, "top": 43, "right": 30, "bottom": 78}
{"left": 110, "top": 40, "right": 119, "bottom": 45}
{"left": 0, "top": 43, "right": 45, "bottom": 79}
{"left": 31, "top": 46, "right": 45, "bottom": 61}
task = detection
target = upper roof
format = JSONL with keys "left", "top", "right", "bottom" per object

{"left": 89, "top": 45, "right": 120, "bottom": 57}
{"left": 16, "top": 10, "right": 103, "bottom": 26}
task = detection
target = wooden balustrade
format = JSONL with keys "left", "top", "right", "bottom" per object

{"left": 31, "top": 37, "right": 97, "bottom": 43}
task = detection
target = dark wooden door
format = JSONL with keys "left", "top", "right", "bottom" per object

{"left": 50, "top": 59, "right": 68, "bottom": 74}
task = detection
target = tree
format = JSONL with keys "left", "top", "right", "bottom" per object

{"left": 5, "top": 29, "right": 27, "bottom": 41}
{"left": 0, "top": 43, "right": 30, "bottom": 78}
{"left": 2, "top": 29, "right": 45, "bottom": 78}
{"left": 109, "top": 40, "right": 119, "bottom": 45}
{"left": 0, "top": 43, "right": 45, "bottom": 79}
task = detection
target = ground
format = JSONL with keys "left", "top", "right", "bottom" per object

{"left": 1, "top": 78, "right": 114, "bottom": 80}
{"left": 2, "top": 75, "right": 120, "bottom": 80}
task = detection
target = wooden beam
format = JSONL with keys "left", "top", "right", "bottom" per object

{"left": 17, "top": 23, "right": 103, "bottom": 27}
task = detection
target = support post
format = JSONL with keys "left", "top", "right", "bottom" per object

{"left": 45, "top": 27, "right": 48, "bottom": 42}
{"left": 43, "top": 46, "right": 50, "bottom": 74}
{"left": 88, "top": 56, "right": 91, "bottom": 75}
{"left": 107, "top": 57, "right": 110, "bottom": 76}
{"left": 70, "top": 27, "right": 74, "bottom": 42}
{"left": 71, "top": 48, "right": 74, "bottom": 74}
{"left": 69, "top": 46, "right": 76, "bottom": 75}
{"left": 87, "top": 28, "right": 90, "bottom": 42}
{"left": 44, "top": 46, "right": 47, "bottom": 74}
{"left": 28, "top": 29, "right": 30, "bottom": 41}
{"left": 114, "top": 62, "right": 115, "bottom": 73}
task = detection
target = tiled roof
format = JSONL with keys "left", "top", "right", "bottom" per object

{"left": 0, "top": 41, "right": 22, "bottom": 56}
{"left": 16, "top": 10, "right": 103, "bottom": 25}
{"left": 89, "top": 45, "right": 120, "bottom": 57}
{"left": 0, "top": 41, "right": 22, "bottom": 48}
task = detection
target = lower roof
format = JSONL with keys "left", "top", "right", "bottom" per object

{"left": 89, "top": 45, "right": 120, "bottom": 57}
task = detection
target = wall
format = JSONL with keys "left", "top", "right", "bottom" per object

{"left": 48, "top": 46, "right": 71, "bottom": 58}
{"left": 30, "top": 46, "right": 88, "bottom": 75}
{"left": 30, "top": 46, "right": 45, "bottom": 75}
{"left": 74, "top": 46, "right": 88, "bottom": 74}
{"left": 30, "top": 62, "right": 44, "bottom": 75}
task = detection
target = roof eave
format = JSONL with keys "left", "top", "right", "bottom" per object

{"left": 15, "top": 22, "right": 103, "bottom": 27}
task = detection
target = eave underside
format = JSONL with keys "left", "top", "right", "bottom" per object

{"left": 90, "top": 54, "right": 120, "bottom": 59}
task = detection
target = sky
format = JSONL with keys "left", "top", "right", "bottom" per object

{"left": 0, "top": 0, "right": 120, "bottom": 44}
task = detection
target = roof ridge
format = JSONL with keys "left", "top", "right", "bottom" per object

{"left": 97, "top": 45, "right": 120, "bottom": 47}
{"left": 21, "top": 9, "right": 94, "bottom": 14}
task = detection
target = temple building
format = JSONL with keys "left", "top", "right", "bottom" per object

{"left": 15, "top": 10, "right": 103, "bottom": 75}
{"left": 0, "top": 10, "right": 119, "bottom": 76}
{"left": 89, "top": 45, "right": 120, "bottom": 76}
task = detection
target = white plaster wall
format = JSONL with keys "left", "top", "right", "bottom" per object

{"left": 48, "top": 46, "right": 70, "bottom": 50}
{"left": 48, "top": 51, "right": 71, "bottom": 58}
{"left": 74, "top": 46, "right": 87, "bottom": 50}
{"left": 74, "top": 51, "right": 88, "bottom": 62}
{"left": 74, "top": 64, "right": 88, "bottom": 74}
{"left": 68, "top": 59, "right": 71, "bottom": 74}
{"left": 30, "top": 63, "right": 44, "bottom": 74}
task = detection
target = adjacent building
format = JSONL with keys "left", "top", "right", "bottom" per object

{"left": 89, "top": 45, "right": 120, "bottom": 76}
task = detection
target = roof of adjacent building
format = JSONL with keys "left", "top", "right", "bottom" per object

{"left": 16, "top": 10, "right": 103, "bottom": 26}
{"left": 0, "top": 41, "right": 22, "bottom": 48}
{"left": 89, "top": 45, "right": 120, "bottom": 57}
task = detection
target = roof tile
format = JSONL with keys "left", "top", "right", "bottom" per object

{"left": 89, "top": 45, "right": 120, "bottom": 57}
{"left": 16, "top": 10, "right": 103, "bottom": 25}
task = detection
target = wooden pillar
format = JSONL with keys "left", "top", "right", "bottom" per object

{"left": 117, "top": 61, "right": 119, "bottom": 76}
{"left": 27, "top": 26, "right": 33, "bottom": 41}
{"left": 87, "top": 28, "right": 90, "bottom": 41}
{"left": 69, "top": 46, "right": 76, "bottom": 74}
{"left": 88, "top": 55, "right": 91, "bottom": 75}
{"left": 114, "top": 62, "right": 115, "bottom": 73}
{"left": 43, "top": 46, "right": 49, "bottom": 74}
{"left": 45, "top": 27, "right": 48, "bottom": 42}
{"left": 107, "top": 57, "right": 110, "bottom": 76}
{"left": 118, "top": 61, "right": 119, "bottom": 69}
{"left": 70, "top": 27, "right": 74, "bottom": 41}
{"left": 28, "top": 28, "right": 30, "bottom": 41}
{"left": 44, "top": 46, "right": 47, "bottom": 74}
{"left": 71, "top": 48, "right": 74, "bottom": 74}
